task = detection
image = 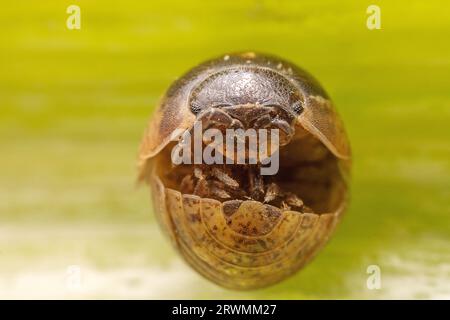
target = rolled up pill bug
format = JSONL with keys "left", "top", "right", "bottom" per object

{"left": 138, "top": 52, "right": 351, "bottom": 290}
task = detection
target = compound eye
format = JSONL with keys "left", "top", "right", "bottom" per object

{"left": 292, "top": 101, "right": 304, "bottom": 115}
{"left": 190, "top": 101, "right": 202, "bottom": 115}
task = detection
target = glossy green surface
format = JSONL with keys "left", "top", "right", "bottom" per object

{"left": 0, "top": 0, "right": 449, "bottom": 299}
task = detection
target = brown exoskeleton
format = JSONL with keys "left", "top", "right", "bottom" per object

{"left": 139, "top": 52, "right": 351, "bottom": 290}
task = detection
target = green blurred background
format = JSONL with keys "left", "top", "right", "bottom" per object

{"left": 0, "top": 0, "right": 449, "bottom": 299}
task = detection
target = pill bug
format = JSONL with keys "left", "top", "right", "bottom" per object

{"left": 138, "top": 52, "right": 351, "bottom": 289}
